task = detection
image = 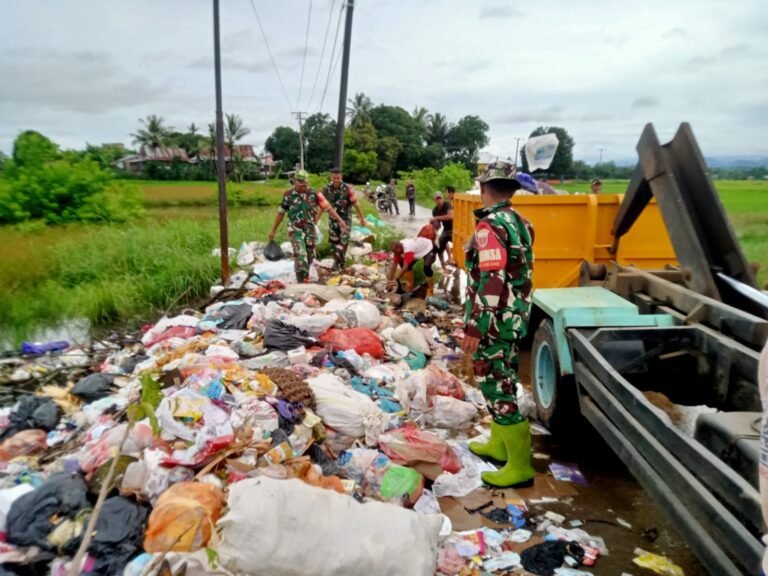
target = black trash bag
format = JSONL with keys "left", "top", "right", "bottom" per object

{"left": 201, "top": 302, "right": 253, "bottom": 331}
{"left": 71, "top": 373, "right": 116, "bottom": 403}
{"left": 85, "top": 496, "right": 150, "bottom": 576}
{"left": 520, "top": 540, "right": 585, "bottom": 576}
{"left": 264, "top": 240, "right": 285, "bottom": 262}
{"left": 6, "top": 472, "right": 89, "bottom": 550}
{"left": 0, "top": 397, "right": 61, "bottom": 441}
{"left": 263, "top": 320, "right": 317, "bottom": 351}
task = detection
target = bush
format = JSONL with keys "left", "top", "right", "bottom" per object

{"left": 397, "top": 163, "right": 473, "bottom": 205}
{"left": 1, "top": 132, "right": 143, "bottom": 225}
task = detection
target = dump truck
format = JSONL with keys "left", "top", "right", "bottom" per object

{"left": 453, "top": 123, "right": 768, "bottom": 575}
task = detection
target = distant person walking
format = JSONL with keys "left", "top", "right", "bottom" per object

{"left": 386, "top": 179, "right": 399, "bottom": 215}
{"left": 405, "top": 180, "right": 416, "bottom": 216}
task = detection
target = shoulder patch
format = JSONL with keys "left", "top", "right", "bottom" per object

{"left": 475, "top": 221, "right": 506, "bottom": 272}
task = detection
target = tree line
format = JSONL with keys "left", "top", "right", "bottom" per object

{"left": 265, "top": 92, "right": 491, "bottom": 182}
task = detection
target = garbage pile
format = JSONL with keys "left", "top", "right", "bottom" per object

{"left": 0, "top": 242, "right": 687, "bottom": 576}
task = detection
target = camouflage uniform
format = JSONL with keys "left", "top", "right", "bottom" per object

{"left": 322, "top": 181, "right": 357, "bottom": 269}
{"left": 465, "top": 181, "right": 534, "bottom": 425}
{"left": 279, "top": 186, "right": 329, "bottom": 283}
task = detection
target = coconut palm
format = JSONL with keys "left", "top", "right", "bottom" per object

{"left": 412, "top": 106, "right": 430, "bottom": 131}
{"left": 427, "top": 112, "right": 450, "bottom": 146}
{"left": 131, "top": 115, "right": 172, "bottom": 150}
{"left": 347, "top": 92, "right": 373, "bottom": 129}
{"left": 225, "top": 114, "right": 251, "bottom": 182}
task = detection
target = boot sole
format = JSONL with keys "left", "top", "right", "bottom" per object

{"left": 482, "top": 477, "right": 535, "bottom": 489}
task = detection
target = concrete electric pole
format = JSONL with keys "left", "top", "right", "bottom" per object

{"left": 293, "top": 111, "right": 307, "bottom": 170}
{"left": 333, "top": 0, "right": 355, "bottom": 170}
{"left": 213, "top": 0, "right": 229, "bottom": 284}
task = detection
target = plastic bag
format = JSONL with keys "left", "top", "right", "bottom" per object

{"left": 144, "top": 482, "right": 225, "bottom": 553}
{"left": 338, "top": 448, "right": 380, "bottom": 483}
{"left": 308, "top": 374, "right": 386, "bottom": 446}
{"left": 0, "top": 429, "right": 48, "bottom": 460}
{"left": 320, "top": 328, "right": 385, "bottom": 359}
{"left": 633, "top": 551, "right": 685, "bottom": 576}
{"left": 524, "top": 132, "right": 560, "bottom": 172}
{"left": 392, "top": 323, "right": 431, "bottom": 356}
{"left": 423, "top": 365, "right": 465, "bottom": 402}
{"left": 264, "top": 240, "right": 285, "bottom": 262}
{"left": 217, "top": 477, "right": 442, "bottom": 576}
{"left": 340, "top": 301, "right": 381, "bottom": 330}
{"left": 315, "top": 224, "right": 324, "bottom": 245}
{"left": 6, "top": 472, "right": 89, "bottom": 549}
{"left": 252, "top": 259, "right": 295, "bottom": 281}
{"left": 0, "top": 396, "right": 61, "bottom": 441}
{"left": 379, "top": 426, "right": 462, "bottom": 473}
{"left": 21, "top": 340, "right": 69, "bottom": 355}
{"left": 71, "top": 373, "right": 116, "bottom": 403}
{"left": 199, "top": 301, "right": 253, "bottom": 332}
{"left": 0, "top": 484, "right": 35, "bottom": 532}
{"left": 264, "top": 320, "right": 317, "bottom": 351}
{"left": 429, "top": 396, "right": 477, "bottom": 428}
{"left": 283, "top": 313, "right": 338, "bottom": 338}
{"left": 87, "top": 496, "right": 149, "bottom": 576}
{"left": 362, "top": 453, "right": 424, "bottom": 507}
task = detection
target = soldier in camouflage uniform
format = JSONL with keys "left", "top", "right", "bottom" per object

{"left": 319, "top": 168, "right": 368, "bottom": 271}
{"left": 463, "top": 160, "right": 536, "bottom": 488}
{"left": 268, "top": 170, "right": 348, "bottom": 283}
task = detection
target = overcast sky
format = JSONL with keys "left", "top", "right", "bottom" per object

{"left": 1, "top": 0, "right": 766, "bottom": 163}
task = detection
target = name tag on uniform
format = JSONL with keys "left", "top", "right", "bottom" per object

{"left": 475, "top": 222, "right": 506, "bottom": 272}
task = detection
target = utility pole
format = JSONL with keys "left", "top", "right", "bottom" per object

{"left": 333, "top": 0, "right": 355, "bottom": 170}
{"left": 293, "top": 111, "right": 307, "bottom": 170}
{"left": 513, "top": 137, "right": 523, "bottom": 168}
{"left": 212, "top": 0, "right": 229, "bottom": 284}
{"left": 598, "top": 147, "right": 605, "bottom": 165}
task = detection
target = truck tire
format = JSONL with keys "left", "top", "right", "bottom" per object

{"left": 531, "top": 319, "right": 576, "bottom": 433}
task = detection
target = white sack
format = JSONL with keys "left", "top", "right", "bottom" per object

{"left": 392, "top": 323, "right": 432, "bottom": 356}
{"left": 217, "top": 478, "right": 442, "bottom": 576}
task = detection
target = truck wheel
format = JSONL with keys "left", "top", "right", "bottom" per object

{"left": 531, "top": 319, "right": 575, "bottom": 433}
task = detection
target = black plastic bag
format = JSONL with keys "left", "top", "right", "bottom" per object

{"left": 520, "top": 540, "right": 585, "bottom": 576}
{"left": 71, "top": 373, "right": 116, "bottom": 403}
{"left": 263, "top": 320, "right": 317, "bottom": 351}
{"left": 6, "top": 472, "right": 89, "bottom": 549}
{"left": 86, "top": 496, "right": 150, "bottom": 576}
{"left": 0, "top": 397, "right": 61, "bottom": 441}
{"left": 201, "top": 302, "right": 253, "bottom": 331}
{"left": 264, "top": 240, "right": 285, "bottom": 262}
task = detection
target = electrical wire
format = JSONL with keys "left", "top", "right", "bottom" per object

{"left": 296, "top": 0, "right": 313, "bottom": 108}
{"left": 306, "top": 0, "right": 336, "bottom": 110}
{"left": 317, "top": 0, "right": 345, "bottom": 113}
{"left": 248, "top": 0, "right": 294, "bottom": 113}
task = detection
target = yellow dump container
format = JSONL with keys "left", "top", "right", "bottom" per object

{"left": 452, "top": 193, "right": 676, "bottom": 288}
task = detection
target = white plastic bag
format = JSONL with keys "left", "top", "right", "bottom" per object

{"left": 283, "top": 313, "right": 338, "bottom": 337}
{"left": 524, "top": 133, "right": 560, "bottom": 172}
{"left": 342, "top": 301, "right": 381, "bottom": 330}
{"left": 217, "top": 478, "right": 442, "bottom": 576}
{"left": 429, "top": 396, "right": 478, "bottom": 428}
{"left": 392, "top": 323, "right": 432, "bottom": 356}
{"left": 307, "top": 374, "right": 385, "bottom": 446}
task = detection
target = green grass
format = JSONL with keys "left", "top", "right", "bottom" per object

{"left": 0, "top": 192, "right": 397, "bottom": 346}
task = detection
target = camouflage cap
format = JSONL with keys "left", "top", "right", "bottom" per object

{"left": 477, "top": 160, "right": 518, "bottom": 183}
{"left": 294, "top": 169, "right": 309, "bottom": 182}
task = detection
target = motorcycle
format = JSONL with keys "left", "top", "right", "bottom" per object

{"left": 375, "top": 184, "right": 390, "bottom": 212}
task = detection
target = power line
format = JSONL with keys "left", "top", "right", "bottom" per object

{"left": 248, "top": 0, "right": 294, "bottom": 113}
{"left": 317, "top": 1, "right": 345, "bottom": 113}
{"left": 296, "top": 0, "right": 313, "bottom": 107}
{"left": 306, "top": 0, "right": 336, "bottom": 110}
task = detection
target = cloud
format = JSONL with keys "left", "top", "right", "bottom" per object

{"left": 721, "top": 43, "right": 750, "bottom": 57}
{"left": 496, "top": 105, "right": 564, "bottom": 124}
{"left": 687, "top": 55, "right": 718, "bottom": 69}
{"left": 479, "top": 1, "right": 523, "bottom": 19}
{"left": 631, "top": 96, "right": 660, "bottom": 108}
{"left": 187, "top": 56, "right": 270, "bottom": 73}
{"left": 662, "top": 27, "right": 687, "bottom": 39}
{"left": 0, "top": 49, "right": 167, "bottom": 114}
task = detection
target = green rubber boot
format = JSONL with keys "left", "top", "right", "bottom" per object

{"left": 469, "top": 421, "right": 507, "bottom": 461}
{"left": 481, "top": 420, "right": 535, "bottom": 488}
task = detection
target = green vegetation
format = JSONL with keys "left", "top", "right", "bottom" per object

{"left": 398, "top": 163, "right": 474, "bottom": 206}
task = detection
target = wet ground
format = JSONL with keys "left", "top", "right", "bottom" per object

{"left": 384, "top": 204, "right": 707, "bottom": 575}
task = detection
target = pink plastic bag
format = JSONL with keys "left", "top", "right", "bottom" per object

{"left": 320, "top": 328, "right": 385, "bottom": 359}
{"left": 424, "top": 365, "right": 464, "bottom": 403}
{"left": 379, "top": 425, "right": 461, "bottom": 473}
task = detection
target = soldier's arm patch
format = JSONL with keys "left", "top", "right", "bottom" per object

{"left": 474, "top": 222, "right": 507, "bottom": 272}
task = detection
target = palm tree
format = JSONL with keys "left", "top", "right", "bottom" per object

{"left": 427, "top": 112, "right": 450, "bottom": 146}
{"left": 225, "top": 114, "right": 251, "bottom": 182}
{"left": 347, "top": 92, "right": 373, "bottom": 129}
{"left": 412, "top": 106, "right": 430, "bottom": 131}
{"left": 131, "top": 115, "right": 171, "bottom": 150}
